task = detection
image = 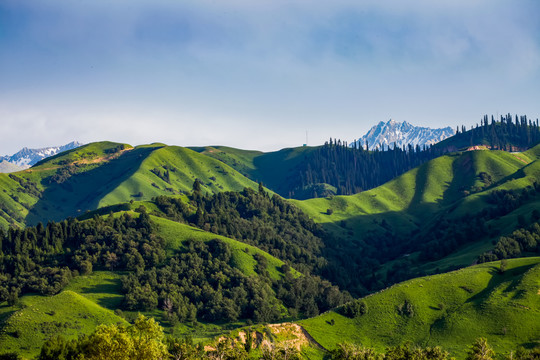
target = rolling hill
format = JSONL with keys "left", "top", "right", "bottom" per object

{"left": 0, "top": 209, "right": 311, "bottom": 357}
{"left": 300, "top": 257, "right": 540, "bottom": 359}
{"left": 0, "top": 290, "right": 127, "bottom": 358}
{"left": 289, "top": 145, "right": 540, "bottom": 292}
{"left": 0, "top": 142, "right": 261, "bottom": 229}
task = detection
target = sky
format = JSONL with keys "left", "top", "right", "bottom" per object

{"left": 1, "top": 0, "right": 540, "bottom": 154}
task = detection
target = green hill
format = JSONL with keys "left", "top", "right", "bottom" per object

{"left": 300, "top": 257, "right": 540, "bottom": 359}
{"left": 283, "top": 146, "right": 540, "bottom": 294}
{"left": 0, "top": 290, "right": 127, "bottom": 358}
{"left": 192, "top": 145, "right": 318, "bottom": 197}
{"left": 0, "top": 142, "right": 261, "bottom": 229}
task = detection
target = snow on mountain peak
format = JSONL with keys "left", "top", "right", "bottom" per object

{"left": 0, "top": 141, "right": 83, "bottom": 170}
{"left": 351, "top": 120, "right": 455, "bottom": 151}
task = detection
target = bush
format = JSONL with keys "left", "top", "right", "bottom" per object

{"left": 339, "top": 300, "right": 368, "bottom": 318}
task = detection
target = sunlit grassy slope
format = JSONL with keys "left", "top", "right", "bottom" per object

{"left": 0, "top": 290, "right": 127, "bottom": 358}
{"left": 286, "top": 146, "right": 540, "bottom": 274}
{"left": 293, "top": 149, "right": 534, "bottom": 223}
{"left": 0, "top": 142, "right": 261, "bottom": 228}
{"left": 300, "top": 257, "right": 540, "bottom": 359}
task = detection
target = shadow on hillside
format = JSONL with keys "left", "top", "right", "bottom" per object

{"left": 81, "top": 278, "right": 122, "bottom": 295}
{"left": 465, "top": 263, "right": 537, "bottom": 308}
{"left": 79, "top": 277, "right": 124, "bottom": 310}
{"left": 25, "top": 146, "right": 162, "bottom": 225}
{"left": 440, "top": 153, "right": 476, "bottom": 207}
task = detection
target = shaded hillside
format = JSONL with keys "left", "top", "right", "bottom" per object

{"left": 300, "top": 257, "right": 540, "bottom": 359}
{"left": 0, "top": 142, "right": 261, "bottom": 228}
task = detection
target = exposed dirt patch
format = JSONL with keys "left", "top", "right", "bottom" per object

{"left": 205, "top": 322, "right": 326, "bottom": 353}
{"left": 24, "top": 148, "right": 133, "bottom": 173}
{"left": 511, "top": 154, "right": 529, "bottom": 164}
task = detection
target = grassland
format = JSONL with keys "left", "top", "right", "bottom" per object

{"left": 290, "top": 147, "right": 540, "bottom": 272}
{"left": 300, "top": 257, "right": 540, "bottom": 359}
{"left": 0, "top": 290, "right": 127, "bottom": 358}
{"left": 0, "top": 142, "right": 262, "bottom": 229}
{"left": 193, "top": 145, "right": 318, "bottom": 196}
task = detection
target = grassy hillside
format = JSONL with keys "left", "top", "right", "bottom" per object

{"left": 292, "top": 147, "right": 539, "bottom": 265}
{"left": 0, "top": 142, "right": 261, "bottom": 229}
{"left": 193, "top": 145, "right": 318, "bottom": 196}
{"left": 300, "top": 257, "right": 540, "bottom": 359}
{"left": 293, "top": 149, "right": 533, "bottom": 223}
{"left": 0, "top": 290, "right": 127, "bottom": 358}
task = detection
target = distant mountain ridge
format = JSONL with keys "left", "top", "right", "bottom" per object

{"left": 0, "top": 141, "right": 83, "bottom": 171}
{"left": 351, "top": 119, "right": 455, "bottom": 150}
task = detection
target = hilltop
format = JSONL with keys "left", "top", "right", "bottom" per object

{"left": 0, "top": 142, "right": 261, "bottom": 228}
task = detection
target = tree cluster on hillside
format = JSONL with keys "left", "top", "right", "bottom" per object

{"left": 477, "top": 220, "right": 540, "bottom": 263}
{"left": 418, "top": 183, "right": 540, "bottom": 263}
{"left": 447, "top": 114, "right": 540, "bottom": 151}
{"left": 154, "top": 185, "right": 327, "bottom": 275}
{"left": 284, "top": 115, "right": 539, "bottom": 199}
{"left": 0, "top": 211, "right": 163, "bottom": 305}
{"left": 289, "top": 139, "right": 445, "bottom": 198}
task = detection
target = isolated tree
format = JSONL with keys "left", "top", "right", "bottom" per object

{"left": 192, "top": 179, "right": 202, "bottom": 193}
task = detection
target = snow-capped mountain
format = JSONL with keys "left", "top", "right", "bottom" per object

{"left": 0, "top": 141, "right": 83, "bottom": 170}
{"left": 350, "top": 120, "right": 455, "bottom": 151}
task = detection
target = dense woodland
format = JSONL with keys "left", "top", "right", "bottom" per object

{"left": 153, "top": 186, "right": 375, "bottom": 295}
{"left": 0, "top": 202, "right": 349, "bottom": 322}
{"left": 445, "top": 114, "right": 540, "bottom": 151}
{"left": 286, "top": 115, "right": 539, "bottom": 198}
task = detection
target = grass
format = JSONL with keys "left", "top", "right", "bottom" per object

{"left": 194, "top": 145, "right": 318, "bottom": 196}
{"left": 0, "top": 290, "right": 127, "bottom": 358}
{"left": 290, "top": 146, "right": 540, "bottom": 267}
{"left": 300, "top": 257, "right": 540, "bottom": 359}
{"left": 0, "top": 142, "right": 262, "bottom": 229}
{"left": 98, "top": 146, "right": 260, "bottom": 208}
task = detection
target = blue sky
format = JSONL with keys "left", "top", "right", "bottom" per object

{"left": 1, "top": 0, "right": 539, "bottom": 153}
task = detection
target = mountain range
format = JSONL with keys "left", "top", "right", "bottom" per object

{"left": 0, "top": 141, "right": 82, "bottom": 172}
{"left": 0, "top": 117, "right": 539, "bottom": 359}
{"left": 351, "top": 119, "right": 455, "bottom": 150}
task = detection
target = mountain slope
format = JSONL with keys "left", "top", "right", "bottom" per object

{"left": 300, "top": 257, "right": 540, "bottom": 359}
{"left": 0, "top": 142, "right": 261, "bottom": 228}
{"left": 289, "top": 145, "right": 540, "bottom": 292}
{"left": 351, "top": 119, "right": 455, "bottom": 150}
{"left": 192, "top": 145, "right": 318, "bottom": 197}
{"left": 0, "top": 290, "right": 127, "bottom": 358}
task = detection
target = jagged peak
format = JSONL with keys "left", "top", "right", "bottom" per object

{"left": 352, "top": 120, "right": 455, "bottom": 150}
